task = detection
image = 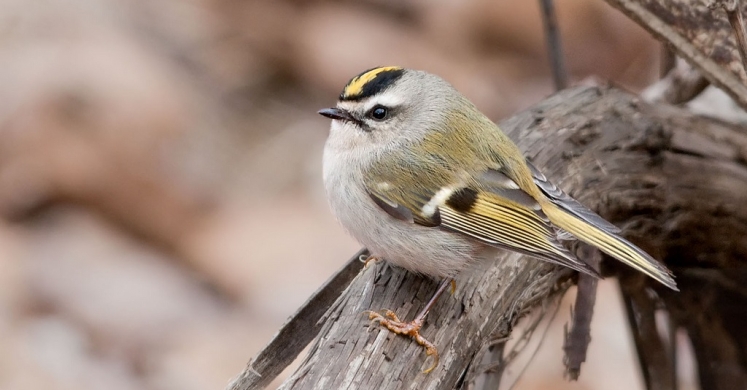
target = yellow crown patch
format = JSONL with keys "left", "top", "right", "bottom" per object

{"left": 341, "top": 66, "right": 404, "bottom": 101}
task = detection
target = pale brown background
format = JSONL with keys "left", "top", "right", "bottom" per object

{"left": 0, "top": 0, "right": 695, "bottom": 389}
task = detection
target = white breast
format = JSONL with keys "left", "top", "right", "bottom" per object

{"left": 322, "top": 141, "right": 479, "bottom": 279}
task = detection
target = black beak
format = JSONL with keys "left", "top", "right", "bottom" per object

{"left": 318, "top": 107, "right": 354, "bottom": 122}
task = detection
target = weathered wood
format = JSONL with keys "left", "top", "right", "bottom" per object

{"left": 279, "top": 257, "right": 569, "bottom": 390}
{"left": 232, "top": 84, "right": 747, "bottom": 389}
{"left": 620, "top": 272, "right": 676, "bottom": 390}
{"left": 603, "top": 0, "right": 747, "bottom": 110}
{"left": 226, "top": 250, "right": 366, "bottom": 390}
{"left": 563, "top": 247, "right": 600, "bottom": 380}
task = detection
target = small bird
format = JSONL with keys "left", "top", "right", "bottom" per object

{"left": 319, "top": 66, "right": 676, "bottom": 372}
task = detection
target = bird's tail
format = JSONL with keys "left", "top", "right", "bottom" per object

{"left": 542, "top": 202, "right": 678, "bottom": 290}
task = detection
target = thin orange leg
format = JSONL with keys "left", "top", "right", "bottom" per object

{"left": 361, "top": 255, "right": 380, "bottom": 268}
{"left": 365, "top": 278, "right": 452, "bottom": 373}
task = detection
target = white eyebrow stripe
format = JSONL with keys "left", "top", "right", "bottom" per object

{"left": 364, "top": 90, "right": 405, "bottom": 111}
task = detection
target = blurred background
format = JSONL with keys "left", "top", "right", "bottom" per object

{"left": 0, "top": 0, "right": 677, "bottom": 388}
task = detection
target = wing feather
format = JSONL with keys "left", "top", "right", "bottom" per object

{"left": 439, "top": 194, "right": 598, "bottom": 276}
{"left": 526, "top": 160, "right": 621, "bottom": 234}
{"left": 364, "top": 166, "right": 601, "bottom": 277}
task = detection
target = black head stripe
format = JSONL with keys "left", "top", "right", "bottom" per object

{"left": 340, "top": 66, "right": 405, "bottom": 101}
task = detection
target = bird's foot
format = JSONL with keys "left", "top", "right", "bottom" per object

{"left": 360, "top": 255, "right": 381, "bottom": 268}
{"left": 364, "top": 309, "right": 439, "bottom": 373}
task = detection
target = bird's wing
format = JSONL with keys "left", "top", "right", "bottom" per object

{"left": 525, "top": 160, "right": 677, "bottom": 290}
{"left": 526, "top": 159, "right": 621, "bottom": 234}
{"left": 366, "top": 168, "right": 599, "bottom": 277}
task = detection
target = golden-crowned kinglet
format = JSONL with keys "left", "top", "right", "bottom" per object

{"left": 319, "top": 66, "right": 677, "bottom": 372}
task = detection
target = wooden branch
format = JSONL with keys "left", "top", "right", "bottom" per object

{"left": 563, "top": 247, "right": 601, "bottom": 380}
{"left": 603, "top": 0, "right": 747, "bottom": 111}
{"left": 619, "top": 272, "right": 676, "bottom": 390}
{"left": 230, "top": 84, "right": 747, "bottom": 389}
{"left": 713, "top": 0, "right": 747, "bottom": 73}
{"left": 658, "top": 268, "right": 747, "bottom": 389}
{"left": 278, "top": 249, "right": 573, "bottom": 388}
{"left": 539, "top": 0, "right": 569, "bottom": 90}
{"left": 226, "top": 250, "right": 365, "bottom": 390}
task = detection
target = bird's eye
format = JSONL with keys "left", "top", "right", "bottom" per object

{"left": 369, "top": 105, "right": 389, "bottom": 121}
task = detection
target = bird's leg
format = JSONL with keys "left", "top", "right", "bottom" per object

{"left": 365, "top": 278, "right": 452, "bottom": 373}
{"left": 361, "top": 254, "right": 380, "bottom": 268}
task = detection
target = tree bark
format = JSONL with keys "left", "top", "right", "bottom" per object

{"left": 233, "top": 85, "right": 747, "bottom": 390}
{"left": 603, "top": 0, "right": 747, "bottom": 110}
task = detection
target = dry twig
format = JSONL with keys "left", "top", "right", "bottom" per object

{"left": 711, "top": 0, "right": 747, "bottom": 73}
{"left": 563, "top": 247, "right": 601, "bottom": 380}
{"left": 539, "top": 0, "right": 568, "bottom": 90}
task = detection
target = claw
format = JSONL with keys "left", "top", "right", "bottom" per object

{"left": 363, "top": 309, "right": 440, "bottom": 373}
{"left": 384, "top": 310, "right": 400, "bottom": 322}
{"left": 360, "top": 278, "right": 452, "bottom": 374}
{"left": 423, "top": 345, "right": 439, "bottom": 374}
{"left": 364, "top": 310, "right": 383, "bottom": 323}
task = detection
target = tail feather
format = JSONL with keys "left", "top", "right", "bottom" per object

{"left": 542, "top": 202, "right": 678, "bottom": 290}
